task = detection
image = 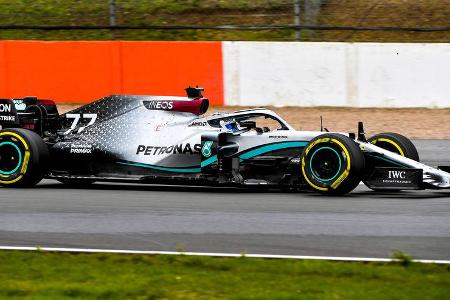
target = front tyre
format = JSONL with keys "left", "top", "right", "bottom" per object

{"left": 367, "top": 132, "right": 419, "bottom": 161}
{"left": 0, "top": 129, "right": 49, "bottom": 188}
{"left": 301, "top": 133, "right": 365, "bottom": 195}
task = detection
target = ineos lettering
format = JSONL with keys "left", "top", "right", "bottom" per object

{"left": 149, "top": 101, "right": 173, "bottom": 110}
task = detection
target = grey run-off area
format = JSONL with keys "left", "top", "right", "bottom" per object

{"left": 0, "top": 140, "right": 449, "bottom": 260}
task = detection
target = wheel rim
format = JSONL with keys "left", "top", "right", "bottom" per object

{"left": 309, "top": 146, "right": 342, "bottom": 182}
{"left": 0, "top": 141, "right": 23, "bottom": 175}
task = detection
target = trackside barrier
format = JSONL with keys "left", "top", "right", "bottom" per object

{"left": 223, "top": 42, "right": 450, "bottom": 108}
{"left": 1, "top": 41, "right": 449, "bottom": 107}
{"left": 0, "top": 40, "right": 224, "bottom": 105}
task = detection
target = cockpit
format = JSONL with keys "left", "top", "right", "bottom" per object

{"left": 206, "top": 110, "right": 293, "bottom": 133}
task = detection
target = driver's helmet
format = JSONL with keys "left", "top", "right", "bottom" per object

{"left": 220, "top": 119, "right": 240, "bottom": 132}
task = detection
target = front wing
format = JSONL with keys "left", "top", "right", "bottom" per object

{"left": 359, "top": 141, "right": 450, "bottom": 190}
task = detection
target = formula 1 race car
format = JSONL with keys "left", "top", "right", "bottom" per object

{"left": 0, "top": 87, "right": 449, "bottom": 195}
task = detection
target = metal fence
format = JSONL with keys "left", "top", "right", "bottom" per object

{"left": 0, "top": 0, "right": 449, "bottom": 41}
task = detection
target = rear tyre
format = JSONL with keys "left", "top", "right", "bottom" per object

{"left": 0, "top": 128, "right": 49, "bottom": 188}
{"left": 301, "top": 133, "right": 365, "bottom": 195}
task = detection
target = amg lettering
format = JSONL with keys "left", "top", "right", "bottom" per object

{"left": 0, "top": 103, "right": 12, "bottom": 113}
{"left": 188, "top": 121, "right": 207, "bottom": 127}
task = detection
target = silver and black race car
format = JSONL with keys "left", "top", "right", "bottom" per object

{"left": 0, "top": 87, "right": 449, "bottom": 195}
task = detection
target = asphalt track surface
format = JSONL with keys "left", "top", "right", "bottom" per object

{"left": 0, "top": 140, "right": 449, "bottom": 260}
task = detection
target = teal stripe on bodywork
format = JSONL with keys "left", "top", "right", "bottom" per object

{"left": 239, "top": 141, "right": 308, "bottom": 160}
{"left": 370, "top": 155, "right": 409, "bottom": 168}
{"left": 201, "top": 155, "right": 218, "bottom": 168}
{"left": 117, "top": 141, "right": 307, "bottom": 173}
{"left": 117, "top": 161, "right": 201, "bottom": 173}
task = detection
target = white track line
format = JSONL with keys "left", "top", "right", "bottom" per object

{"left": 0, "top": 246, "right": 449, "bottom": 264}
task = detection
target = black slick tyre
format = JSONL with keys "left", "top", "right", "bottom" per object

{"left": 367, "top": 132, "right": 419, "bottom": 161}
{"left": 301, "top": 133, "right": 365, "bottom": 195}
{"left": 0, "top": 128, "right": 49, "bottom": 188}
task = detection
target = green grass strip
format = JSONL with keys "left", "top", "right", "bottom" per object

{"left": 0, "top": 250, "right": 449, "bottom": 299}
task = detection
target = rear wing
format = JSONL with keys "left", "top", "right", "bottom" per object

{"left": 0, "top": 97, "right": 60, "bottom": 135}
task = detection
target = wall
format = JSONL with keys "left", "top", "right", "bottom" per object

{"left": 0, "top": 41, "right": 224, "bottom": 105}
{"left": 223, "top": 42, "right": 450, "bottom": 108}
{"left": 0, "top": 40, "right": 449, "bottom": 107}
